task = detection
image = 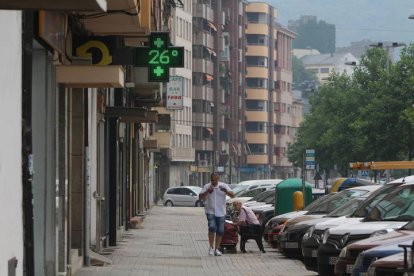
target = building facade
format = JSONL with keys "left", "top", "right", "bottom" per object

{"left": 243, "top": 2, "right": 297, "bottom": 180}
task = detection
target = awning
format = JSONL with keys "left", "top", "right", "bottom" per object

{"left": 205, "top": 74, "right": 214, "bottom": 82}
{"left": 206, "top": 127, "right": 213, "bottom": 134}
{"left": 0, "top": 0, "right": 106, "bottom": 10}
{"left": 81, "top": 0, "right": 150, "bottom": 36}
{"left": 207, "top": 21, "right": 217, "bottom": 32}
{"left": 104, "top": 107, "right": 158, "bottom": 123}
{"left": 206, "top": 47, "right": 217, "bottom": 57}
{"left": 56, "top": 65, "right": 124, "bottom": 88}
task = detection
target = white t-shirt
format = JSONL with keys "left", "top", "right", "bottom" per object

{"left": 201, "top": 181, "right": 230, "bottom": 217}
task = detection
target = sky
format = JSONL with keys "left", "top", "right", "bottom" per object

{"left": 261, "top": 0, "right": 414, "bottom": 47}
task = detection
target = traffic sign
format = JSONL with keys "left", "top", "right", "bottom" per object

{"left": 305, "top": 149, "right": 316, "bottom": 170}
{"left": 134, "top": 32, "right": 184, "bottom": 82}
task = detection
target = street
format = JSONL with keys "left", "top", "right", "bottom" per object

{"left": 74, "top": 206, "right": 317, "bottom": 276}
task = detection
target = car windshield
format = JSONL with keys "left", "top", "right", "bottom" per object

{"left": 365, "top": 185, "right": 414, "bottom": 222}
{"left": 326, "top": 198, "right": 365, "bottom": 217}
{"left": 307, "top": 189, "right": 369, "bottom": 214}
{"left": 304, "top": 193, "right": 335, "bottom": 211}
{"left": 238, "top": 188, "right": 266, "bottom": 198}
{"left": 351, "top": 184, "right": 400, "bottom": 218}
{"left": 263, "top": 191, "right": 276, "bottom": 204}
{"left": 233, "top": 185, "right": 250, "bottom": 195}
{"left": 248, "top": 190, "right": 273, "bottom": 202}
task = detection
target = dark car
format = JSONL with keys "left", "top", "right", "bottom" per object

{"left": 278, "top": 186, "right": 379, "bottom": 259}
{"left": 349, "top": 233, "right": 414, "bottom": 276}
{"left": 263, "top": 193, "right": 336, "bottom": 248}
{"left": 279, "top": 195, "right": 371, "bottom": 259}
{"left": 302, "top": 180, "right": 405, "bottom": 272}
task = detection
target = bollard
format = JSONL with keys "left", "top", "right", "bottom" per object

{"left": 293, "top": 191, "right": 304, "bottom": 211}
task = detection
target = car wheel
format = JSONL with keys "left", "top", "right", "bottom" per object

{"left": 195, "top": 200, "right": 203, "bottom": 207}
{"left": 165, "top": 200, "right": 173, "bottom": 207}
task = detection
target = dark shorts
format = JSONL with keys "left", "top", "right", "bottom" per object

{"left": 206, "top": 214, "right": 225, "bottom": 235}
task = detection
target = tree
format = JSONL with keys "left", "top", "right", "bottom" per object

{"left": 292, "top": 55, "right": 316, "bottom": 86}
{"left": 289, "top": 16, "right": 336, "bottom": 54}
{"left": 288, "top": 45, "right": 414, "bottom": 176}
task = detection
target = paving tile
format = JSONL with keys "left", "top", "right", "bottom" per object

{"left": 74, "top": 206, "right": 317, "bottom": 276}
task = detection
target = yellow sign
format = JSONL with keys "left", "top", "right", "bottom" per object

{"left": 76, "top": 40, "right": 113, "bottom": 65}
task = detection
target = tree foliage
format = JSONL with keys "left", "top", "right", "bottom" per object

{"left": 291, "top": 19, "right": 336, "bottom": 54}
{"left": 292, "top": 55, "right": 317, "bottom": 86}
{"left": 288, "top": 45, "right": 414, "bottom": 176}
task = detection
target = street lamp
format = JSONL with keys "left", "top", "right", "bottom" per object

{"left": 369, "top": 42, "right": 406, "bottom": 71}
{"left": 409, "top": 14, "right": 414, "bottom": 20}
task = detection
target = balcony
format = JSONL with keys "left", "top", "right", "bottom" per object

{"left": 193, "top": 86, "right": 213, "bottom": 101}
{"left": 245, "top": 111, "right": 268, "bottom": 122}
{"left": 247, "top": 154, "right": 269, "bottom": 165}
{"left": 193, "top": 59, "right": 214, "bottom": 75}
{"left": 81, "top": 0, "right": 151, "bottom": 36}
{"left": 246, "top": 45, "right": 269, "bottom": 56}
{"left": 245, "top": 88, "right": 269, "bottom": 100}
{"left": 274, "top": 112, "right": 292, "bottom": 126}
{"left": 192, "top": 113, "right": 213, "bottom": 127}
{"left": 0, "top": 0, "right": 106, "bottom": 10}
{"left": 152, "top": 131, "right": 171, "bottom": 149}
{"left": 194, "top": 3, "right": 214, "bottom": 22}
{"left": 245, "top": 133, "right": 268, "bottom": 144}
{"left": 168, "top": 147, "right": 195, "bottom": 162}
{"left": 194, "top": 140, "right": 214, "bottom": 151}
{"left": 193, "top": 32, "right": 215, "bottom": 49}
{"left": 245, "top": 23, "right": 269, "bottom": 35}
{"left": 246, "top": 67, "right": 269, "bottom": 78}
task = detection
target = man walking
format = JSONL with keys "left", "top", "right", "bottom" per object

{"left": 199, "top": 173, "right": 234, "bottom": 256}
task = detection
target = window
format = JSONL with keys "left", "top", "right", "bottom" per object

{"left": 246, "top": 100, "right": 266, "bottom": 111}
{"left": 246, "top": 78, "right": 268, "bottom": 89}
{"left": 246, "top": 12, "right": 268, "bottom": 24}
{"left": 246, "top": 56, "right": 268, "bottom": 67}
{"left": 248, "top": 144, "right": 267, "bottom": 154}
{"left": 246, "top": 122, "right": 267, "bottom": 133}
{"left": 320, "top": 67, "right": 330, "bottom": 73}
{"left": 246, "top": 34, "right": 268, "bottom": 46}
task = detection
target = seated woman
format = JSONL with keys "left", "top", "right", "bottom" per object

{"left": 232, "top": 200, "right": 265, "bottom": 253}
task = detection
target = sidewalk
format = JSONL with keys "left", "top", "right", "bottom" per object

{"left": 74, "top": 206, "right": 317, "bottom": 276}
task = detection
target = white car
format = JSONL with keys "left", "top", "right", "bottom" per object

{"left": 163, "top": 186, "right": 203, "bottom": 207}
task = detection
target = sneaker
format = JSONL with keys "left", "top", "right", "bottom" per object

{"left": 208, "top": 247, "right": 215, "bottom": 256}
{"left": 214, "top": 249, "right": 222, "bottom": 256}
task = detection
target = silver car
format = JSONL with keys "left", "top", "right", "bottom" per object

{"left": 163, "top": 186, "right": 203, "bottom": 207}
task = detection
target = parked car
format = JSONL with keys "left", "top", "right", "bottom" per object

{"left": 345, "top": 227, "right": 414, "bottom": 276}
{"left": 162, "top": 186, "right": 203, "bottom": 207}
{"left": 264, "top": 193, "right": 336, "bottom": 248}
{"left": 278, "top": 186, "right": 380, "bottom": 258}
{"left": 317, "top": 180, "right": 414, "bottom": 275}
{"left": 301, "top": 179, "right": 406, "bottom": 272}
{"left": 366, "top": 251, "right": 405, "bottom": 276}
{"left": 229, "top": 179, "right": 283, "bottom": 200}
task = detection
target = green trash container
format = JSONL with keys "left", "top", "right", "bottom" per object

{"left": 275, "top": 178, "right": 313, "bottom": 215}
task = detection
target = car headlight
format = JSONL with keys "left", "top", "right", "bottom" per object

{"left": 322, "top": 229, "right": 330, "bottom": 244}
{"left": 340, "top": 233, "right": 350, "bottom": 247}
{"left": 303, "top": 225, "right": 315, "bottom": 240}
{"left": 339, "top": 246, "right": 348, "bottom": 258}
{"left": 370, "top": 228, "right": 393, "bottom": 237}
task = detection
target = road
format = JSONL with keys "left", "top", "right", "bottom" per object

{"left": 75, "top": 206, "right": 317, "bottom": 276}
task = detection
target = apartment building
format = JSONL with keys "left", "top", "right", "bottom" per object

{"left": 152, "top": 0, "right": 195, "bottom": 195}
{"left": 243, "top": 2, "right": 297, "bottom": 179}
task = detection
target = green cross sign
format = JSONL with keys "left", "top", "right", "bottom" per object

{"left": 134, "top": 32, "right": 184, "bottom": 82}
